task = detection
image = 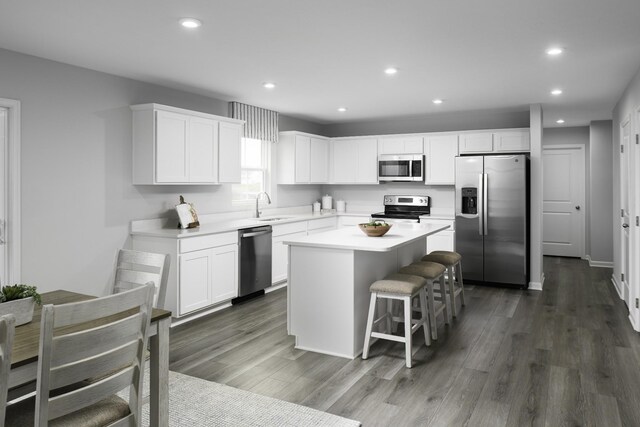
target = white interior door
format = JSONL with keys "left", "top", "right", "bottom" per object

{"left": 0, "top": 108, "right": 6, "bottom": 285}
{"left": 542, "top": 145, "right": 585, "bottom": 257}
{"left": 620, "top": 118, "right": 631, "bottom": 306}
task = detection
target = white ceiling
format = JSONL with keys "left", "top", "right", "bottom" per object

{"left": 1, "top": 0, "right": 640, "bottom": 128}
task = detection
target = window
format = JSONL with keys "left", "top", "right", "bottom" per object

{"left": 232, "top": 138, "right": 270, "bottom": 203}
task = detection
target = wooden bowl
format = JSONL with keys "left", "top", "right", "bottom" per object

{"left": 358, "top": 222, "right": 392, "bottom": 237}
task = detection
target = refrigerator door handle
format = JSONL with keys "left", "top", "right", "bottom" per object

{"left": 483, "top": 173, "right": 488, "bottom": 235}
{"left": 478, "top": 174, "right": 483, "bottom": 235}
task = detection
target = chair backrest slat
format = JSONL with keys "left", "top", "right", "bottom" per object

{"left": 50, "top": 340, "right": 139, "bottom": 390}
{"left": 35, "top": 284, "right": 154, "bottom": 424}
{"left": 0, "top": 314, "right": 16, "bottom": 425}
{"left": 114, "top": 249, "right": 170, "bottom": 309}
{"left": 52, "top": 286, "right": 152, "bottom": 327}
{"left": 52, "top": 312, "right": 143, "bottom": 366}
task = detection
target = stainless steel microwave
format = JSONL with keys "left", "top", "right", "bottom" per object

{"left": 378, "top": 154, "right": 424, "bottom": 182}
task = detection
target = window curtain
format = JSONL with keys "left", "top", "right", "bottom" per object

{"left": 229, "top": 102, "right": 279, "bottom": 143}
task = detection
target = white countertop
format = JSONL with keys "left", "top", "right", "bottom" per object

{"left": 283, "top": 223, "right": 450, "bottom": 252}
{"left": 130, "top": 211, "right": 373, "bottom": 239}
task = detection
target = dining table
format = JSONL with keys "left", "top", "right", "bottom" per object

{"left": 7, "top": 290, "right": 172, "bottom": 426}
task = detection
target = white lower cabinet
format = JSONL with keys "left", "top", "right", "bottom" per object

{"left": 307, "top": 216, "right": 337, "bottom": 235}
{"left": 272, "top": 221, "right": 308, "bottom": 284}
{"left": 179, "top": 249, "right": 213, "bottom": 314}
{"left": 272, "top": 231, "right": 306, "bottom": 284}
{"left": 422, "top": 219, "right": 456, "bottom": 253}
{"left": 132, "top": 231, "right": 238, "bottom": 318}
{"left": 272, "top": 217, "right": 338, "bottom": 284}
{"left": 179, "top": 243, "right": 238, "bottom": 316}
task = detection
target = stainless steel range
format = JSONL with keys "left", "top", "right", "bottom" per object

{"left": 371, "top": 195, "right": 431, "bottom": 223}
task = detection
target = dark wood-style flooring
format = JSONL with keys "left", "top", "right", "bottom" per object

{"left": 169, "top": 257, "right": 640, "bottom": 426}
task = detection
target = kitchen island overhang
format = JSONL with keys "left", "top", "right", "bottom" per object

{"left": 284, "top": 223, "right": 450, "bottom": 359}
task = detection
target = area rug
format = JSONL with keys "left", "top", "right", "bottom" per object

{"left": 122, "top": 370, "right": 361, "bottom": 427}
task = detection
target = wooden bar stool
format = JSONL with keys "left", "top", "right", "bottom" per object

{"left": 399, "top": 261, "right": 449, "bottom": 340}
{"left": 422, "top": 251, "right": 466, "bottom": 317}
{"left": 362, "top": 273, "right": 431, "bottom": 368}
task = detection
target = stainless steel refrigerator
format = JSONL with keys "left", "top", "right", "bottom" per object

{"left": 455, "top": 155, "right": 529, "bottom": 288}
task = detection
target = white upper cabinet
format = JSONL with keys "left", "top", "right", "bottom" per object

{"left": 459, "top": 128, "right": 530, "bottom": 154}
{"left": 331, "top": 140, "right": 357, "bottom": 183}
{"left": 494, "top": 129, "right": 530, "bottom": 152}
{"left": 131, "top": 103, "right": 243, "bottom": 185}
{"left": 458, "top": 132, "right": 494, "bottom": 154}
{"left": 278, "top": 132, "right": 330, "bottom": 184}
{"left": 356, "top": 139, "right": 379, "bottom": 183}
{"left": 331, "top": 138, "right": 378, "bottom": 184}
{"left": 188, "top": 116, "right": 219, "bottom": 183}
{"left": 424, "top": 133, "right": 458, "bottom": 185}
{"left": 218, "top": 121, "right": 243, "bottom": 183}
{"left": 155, "top": 110, "right": 190, "bottom": 183}
{"left": 378, "top": 136, "right": 424, "bottom": 154}
{"left": 310, "top": 137, "right": 330, "bottom": 183}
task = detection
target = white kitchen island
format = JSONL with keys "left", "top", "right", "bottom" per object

{"left": 284, "top": 223, "right": 449, "bottom": 359}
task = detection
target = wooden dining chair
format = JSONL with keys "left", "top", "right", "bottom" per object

{"left": 0, "top": 314, "right": 16, "bottom": 427}
{"left": 4, "top": 284, "right": 155, "bottom": 426}
{"left": 114, "top": 249, "right": 170, "bottom": 309}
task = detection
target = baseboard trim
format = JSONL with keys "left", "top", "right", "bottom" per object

{"left": 529, "top": 273, "right": 544, "bottom": 291}
{"left": 266, "top": 282, "right": 287, "bottom": 293}
{"left": 611, "top": 275, "right": 623, "bottom": 299}
{"left": 170, "top": 302, "right": 233, "bottom": 327}
{"left": 585, "top": 255, "right": 614, "bottom": 268}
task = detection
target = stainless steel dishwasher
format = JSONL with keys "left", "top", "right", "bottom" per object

{"left": 233, "top": 225, "right": 273, "bottom": 304}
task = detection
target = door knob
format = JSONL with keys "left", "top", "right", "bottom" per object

{"left": 622, "top": 223, "right": 629, "bottom": 229}
{"left": 575, "top": 206, "right": 580, "bottom": 210}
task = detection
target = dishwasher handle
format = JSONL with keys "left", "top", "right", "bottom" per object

{"left": 241, "top": 230, "right": 272, "bottom": 238}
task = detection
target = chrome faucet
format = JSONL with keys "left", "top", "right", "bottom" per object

{"left": 255, "top": 192, "right": 272, "bottom": 218}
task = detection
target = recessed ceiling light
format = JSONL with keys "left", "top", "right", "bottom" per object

{"left": 556, "top": 119, "right": 565, "bottom": 124}
{"left": 432, "top": 99, "right": 443, "bottom": 105}
{"left": 551, "top": 89, "right": 563, "bottom": 96}
{"left": 263, "top": 82, "right": 276, "bottom": 89}
{"left": 546, "top": 47, "right": 563, "bottom": 56}
{"left": 337, "top": 107, "right": 348, "bottom": 112}
{"left": 179, "top": 18, "right": 202, "bottom": 29}
{"left": 384, "top": 67, "right": 398, "bottom": 75}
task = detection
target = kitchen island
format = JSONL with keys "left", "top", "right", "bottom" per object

{"left": 284, "top": 223, "right": 449, "bottom": 359}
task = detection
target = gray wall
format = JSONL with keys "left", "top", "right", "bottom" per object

{"left": 321, "top": 108, "right": 530, "bottom": 137}
{"left": 0, "top": 48, "right": 322, "bottom": 296}
{"left": 589, "top": 121, "right": 613, "bottom": 263}
{"left": 279, "top": 115, "right": 325, "bottom": 135}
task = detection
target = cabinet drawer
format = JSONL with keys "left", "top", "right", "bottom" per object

{"left": 307, "top": 216, "right": 337, "bottom": 231}
{"left": 179, "top": 231, "right": 237, "bottom": 253}
{"left": 272, "top": 221, "right": 307, "bottom": 237}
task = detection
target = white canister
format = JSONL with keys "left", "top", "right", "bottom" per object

{"left": 321, "top": 194, "right": 333, "bottom": 210}
{"left": 336, "top": 200, "right": 346, "bottom": 212}
{"left": 313, "top": 202, "right": 321, "bottom": 212}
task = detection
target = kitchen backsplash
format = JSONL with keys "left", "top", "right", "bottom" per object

{"left": 322, "top": 184, "right": 454, "bottom": 212}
